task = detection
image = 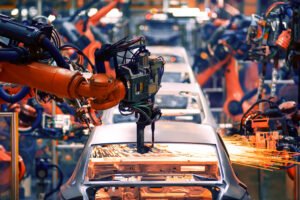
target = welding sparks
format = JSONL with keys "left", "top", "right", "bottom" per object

{"left": 222, "top": 135, "right": 300, "bottom": 171}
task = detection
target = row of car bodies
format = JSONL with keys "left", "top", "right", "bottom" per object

{"left": 59, "top": 46, "right": 250, "bottom": 200}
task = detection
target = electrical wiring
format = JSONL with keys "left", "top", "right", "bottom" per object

{"left": 59, "top": 43, "right": 95, "bottom": 72}
{"left": 239, "top": 98, "right": 279, "bottom": 133}
{"left": 108, "top": 37, "right": 163, "bottom": 129}
{"left": 44, "top": 164, "right": 64, "bottom": 200}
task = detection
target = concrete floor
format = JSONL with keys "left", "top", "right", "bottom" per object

{"left": 233, "top": 164, "right": 294, "bottom": 200}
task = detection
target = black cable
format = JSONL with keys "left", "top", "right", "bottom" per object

{"left": 59, "top": 43, "right": 95, "bottom": 72}
{"left": 239, "top": 99, "right": 279, "bottom": 133}
{"left": 44, "top": 164, "right": 64, "bottom": 200}
{"left": 0, "top": 40, "right": 8, "bottom": 47}
{"left": 52, "top": 29, "right": 61, "bottom": 47}
{"left": 69, "top": 0, "right": 100, "bottom": 22}
{"left": 40, "top": 37, "right": 69, "bottom": 69}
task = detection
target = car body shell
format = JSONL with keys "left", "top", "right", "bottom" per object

{"left": 148, "top": 46, "right": 191, "bottom": 65}
{"left": 102, "top": 82, "right": 217, "bottom": 129}
{"left": 59, "top": 47, "right": 247, "bottom": 199}
{"left": 163, "top": 63, "right": 197, "bottom": 84}
{"left": 59, "top": 121, "right": 249, "bottom": 200}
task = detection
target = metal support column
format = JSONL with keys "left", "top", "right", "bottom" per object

{"left": 295, "top": 159, "right": 300, "bottom": 200}
{"left": 0, "top": 112, "right": 19, "bottom": 200}
{"left": 163, "top": 0, "right": 169, "bottom": 13}
{"left": 17, "top": 0, "right": 22, "bottom": 20}
{"left": 70, "top": 0, "right": 76, "bottom": 16}
{"left": 51, "top": 101, "right": 58, "bottom": 190}
{"left": 11, "top": 112, "right": 19, "bottom": 200}
{"left": 37, "top": 0, "right": 42, "bottom": 16}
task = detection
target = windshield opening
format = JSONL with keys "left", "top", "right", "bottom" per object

{"left": 86, "top": 143, "right": 221, "bottom": 183}
{"left": 152, "top": 54, "right": 185, "bottom": 63}
{"left": 112, "top": 91, "right": 204, "bottom": 124}
{"left": 162, "top": 72, "right": 191, "bottom": 83}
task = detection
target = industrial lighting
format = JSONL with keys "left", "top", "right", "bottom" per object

{"left": 167, "top": 7, "right": 209, "bottom": 20}
{"left": 87, "top": 8, "right": 98, "bottom": 17}
{"left": 100, "top": 8, "right": 123, "bottom": 24}
{"left": 78, "top": 10, "right": 86, "bottom": 16}
{"left": 29, "top": 7, "right": 38, "bottom": 17}
{"left": 21, "top": 9, "right": 28, "bottom": 17}
{"left": 151, "top": 13, "right": 168, "bottom": 21}
{"left": 170, "top": 0, "right": 180, "bottom": 6}
{"left": 218, "top": 0, "right": 224, "bottom": 8}
{"left": 172, "top": 25, "right": 179, "bottom": 31}
{"left": 211, "top": 13, "right": 218, "bottom": 18}
{"left": 105, "top": 8, "right": 123, "bottom": 18}
{"left": 224, "top": 3, "right": 240, "bottom": 15}
{"left": 48, "top": 14, "right": 56, "bottom": 23}
{"left": 11, "top": 8, "right": 19, "bottom": 16}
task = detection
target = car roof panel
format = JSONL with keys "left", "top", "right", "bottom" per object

{"left": 90, "top": 121, "right": 217, "bottom": 145}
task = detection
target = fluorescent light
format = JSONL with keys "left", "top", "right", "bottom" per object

{"left": 48, "top": 14, "right": 56, "bottom": 22}
{"left": 167, "top": 8, "right": 209, "bottom": 20}
{"left": 152, "top": 13, "right": 168, "bottom": 20}
{"left": 11, "top": 8, "right": 19, "bottom": 16}
{"left": 21, "top": 9, "right": 28, "bottom": 17}
{"left": 29, "top": 7, "right": 38, "bottom": 17}
{"left": 87, "top": 8, "right": 98, "bottom": 17}
{"left": 106, "top": 8, "right": 122, "bottom": 18}
{"left": 100, "top": 8, "right": 123, "bottom": 24}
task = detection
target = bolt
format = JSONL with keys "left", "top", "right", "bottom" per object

{"left": 108, "top": 77, "right": 113, "bottom": 83}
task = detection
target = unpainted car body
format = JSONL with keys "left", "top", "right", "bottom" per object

{"left": 102, "top": 82, "right": 216, "bottom": 129}
{"left": 59, "top": 121, "right": 250, "bottom": 200}
{"left": 162, "top": 63, "right": 196, "bottom": 84}
{"left": 148, "top": 46, "right": 191, "bottom": 65}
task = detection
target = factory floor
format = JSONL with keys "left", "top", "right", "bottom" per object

{"left": 233, "top": 165, "right": 294, "bottom": 200}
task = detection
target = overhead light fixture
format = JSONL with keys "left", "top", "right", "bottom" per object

{"left": 11, "top": 8, "right": 19, "bottom": 16}
{"left": 167, "top": 8, "right": 209, "bottom": 20}
{"left": 48, "top": 14, "right": 56, "bottom": 23}
{"left": 21, "top": 9, "right": 28, "bottom": 17}
{"left": 87, "top": 8, "right": 98, "bottom": 17}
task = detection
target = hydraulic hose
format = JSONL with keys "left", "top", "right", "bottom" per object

{"left": 94, "top": 46, "right": 108, "bottom": 73}
{"left": 0, "top": 48, "right": 31, "bottom": 103}
{"left": 0, "top": 14, "right": 69, "bottom": 69}
{"left": 44, "top": 164, "right": 64, "bottom": 200}
{"left": 19, "top": 98, "right": 44, "bottom": 133}
{"left": 40, "top": 37, "right": 69, "bottom": 69}
{"left": 0, "top": 47, "right": 30, "bottom": 62}
{"left": 207, "top": 26, "right": 227, "bottom": 58}
{"left": 0, "top": 49, "right": 22, "bottom": 61}
{"left": 57, "top": 102, "right": 76, "bottom": 115}
{"left": 239, "top": 99, "right": 279, "bottom": 133}
{"left": 0, "top": 86, "right": 30, "bottom": 104}
{"left": 228, "top": 88, "right": 259, "bottom": 116}
{"left": 240, "top": 88, "right": 258, "bottom": 103}
{"left": 0, "top": 14, "right": 42, "bottom": 45}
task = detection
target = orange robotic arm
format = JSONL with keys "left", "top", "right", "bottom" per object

{"left": 223, "top": 56, "right": 251, "bottom": 121}
{"left": 88, "top": 0, "right": 120, "bottom": 26}
{"left": 0, "top": 62, "right": 125, "bottom": 110}
{"left": 195, "top": 55, "right": 248, "bottom": 121}
{"left": 73, "top": 1, "right": 120, "bottom": 76}
{"left": 73, "top": 1, "right": 121, "bottom": 76}
{"left": 75, "top": 0, "right": 121, "bottom": 35}
{"left": 196, "top": 56, "right": 230, "bottom": 86}
{"left": 0, "top": 146, "right": 26, "bottom": 193}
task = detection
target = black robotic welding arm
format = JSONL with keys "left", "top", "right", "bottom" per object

{"left": 0, "top": 15, "right": 165, "bottom": 152}
{"left": 94, "top": 37, "right": 165, "bottom": 153}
